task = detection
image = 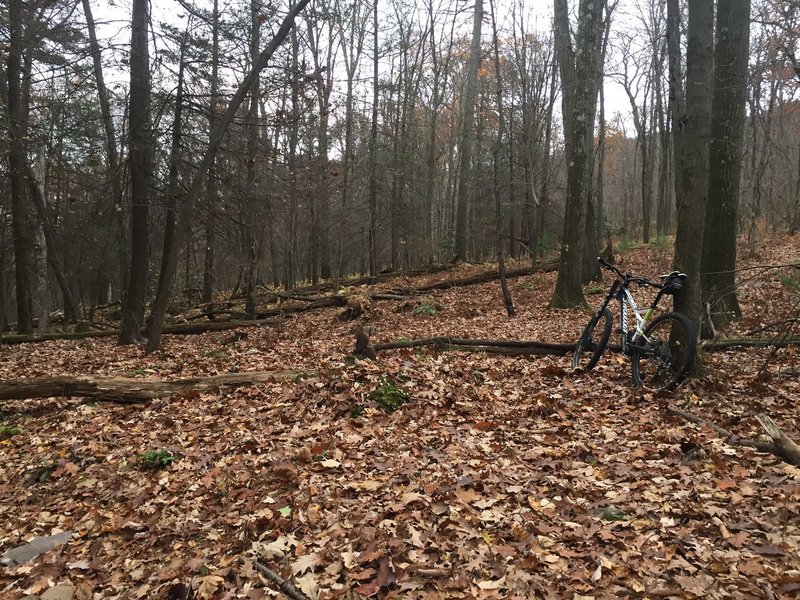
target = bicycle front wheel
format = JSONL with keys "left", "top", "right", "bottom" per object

{"left": 631, "top": 312, "right": 697, "bottom": 391}
{"left": 572, "top": 308, "right": 612, "bottom": 372}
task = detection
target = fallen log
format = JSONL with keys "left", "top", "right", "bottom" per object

{"left": 256, "top": 296, "right": 347, "bottom": 318}
{"left": 702, "top": 337, "right": 800, "bottom": 350}
{"left": 370, "top": 334, "right": 575, "bottom": 356}
{"left": 666, "top": 406, "right": 800, "bottom": 467}
{"left": 0, "top": 318, "right": 284, "bottom": 345}
{"left": 414, "top": 258, "right": 558, "bottom": 293}
{"left": 0, "top": 371, "right": 302, "bottom": 404}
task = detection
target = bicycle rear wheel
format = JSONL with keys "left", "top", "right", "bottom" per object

{"left": 572, "top": 308, "right": 612, "bottom": 372}
{"left": 631, "top": 312, "right": 697, "bottom": 391}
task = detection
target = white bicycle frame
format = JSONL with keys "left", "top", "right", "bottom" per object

{"left": 620, "top": 288, "right": 654, "bottom": 350}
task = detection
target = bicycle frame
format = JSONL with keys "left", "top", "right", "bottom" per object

{"left": 590, "top": 276, "right": 667, "bottom": 356}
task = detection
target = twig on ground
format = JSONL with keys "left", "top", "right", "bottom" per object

{"left": 251, "top": 559, "right": 311, "bottom": 600}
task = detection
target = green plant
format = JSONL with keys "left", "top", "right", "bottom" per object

{"left": 412, "top": 301, "right": 438, "bottom": 317}
{"left": 584, "top": 285, "right": 605, "bottom": 295}
{"left": 652, "top": 234, "right": 671, "bottom": 253}
{"left": 601, "top": 506, "right": 627, "bottom": 522}
{"left": 617, "top": 235, "right": 636, "bottom": 253}
{"left": 138, "top": 449, "right": 177, "bottom": 470}
{"left": 369, "top": 378, "right": 410, "bottom": 413}
{"left": 0, "top": 423, "right": 22, "bottom": 440}
{"left": 538, "top": 232, "right": 556, "bottom": 256}
{"left": 350, "top": 404, "right": 365, "bottom": 418}
{"left": 517, "top": 279, "right": 536, "bottom": 292}
{"left": 777, "top": 272, "right": 800, "bottom": 291}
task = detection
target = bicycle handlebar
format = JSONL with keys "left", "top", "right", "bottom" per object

{"left": 597, "top": 256, "right": 661, "bottom": 288}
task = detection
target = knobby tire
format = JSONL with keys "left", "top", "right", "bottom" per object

{"left": 631, "top": 312, "right": 697, "bottom": 391}
{"left": 572, "top": 308, "right": 613, "bottom": 372}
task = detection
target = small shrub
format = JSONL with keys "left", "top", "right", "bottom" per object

{"left": 538, "top": 232, "right": 556, "bottom": 256}
{"left": 369, "top": 377, "right": 410, "bottom": 413}
{"left": 517, "top": 279, "right": 535, "bottom": 292}
{"left": 584, "top": 285, "right": 605, "bottom": 295}
{"left": 412, "top": 301, "right": 438, "bottom": 317}
{"left": 777, "top": 272, "right": 800, "bottom": 291}
{"left": 0, "top": 423, "right": 22, "bottom": 440}
{"left": 138, "top": 449, "right": 177, "bottom": 470}
{"left": 617, "top": 235, "right": 636, "bottom": 253}
{"left": 652, "top": 234, "right": 671, "bottom": 252}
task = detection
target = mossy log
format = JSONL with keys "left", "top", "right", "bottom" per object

{"left": 0, "top": 371, "right": 302, "bottom": 404}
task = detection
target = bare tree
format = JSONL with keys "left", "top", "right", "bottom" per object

{"left": 454, "top": 0, "right": 483, "bottom": 262}
{"left": 146, "top": 0, "right": 312, "bottom": 352}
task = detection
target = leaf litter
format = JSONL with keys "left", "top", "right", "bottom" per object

{"left": 0, "top": 236, "right": 799, "bottom": 599}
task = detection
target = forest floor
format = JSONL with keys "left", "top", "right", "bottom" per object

{"left": 1, "top": 236, "right": 800, "bottom": 600}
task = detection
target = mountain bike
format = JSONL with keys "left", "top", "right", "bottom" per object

{"left": 572, "top": 257, "right": 697, "bottom": 391}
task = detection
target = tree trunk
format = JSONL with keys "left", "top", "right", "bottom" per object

{"left": 669, "top": 0, "right": 714, "bottom": 333}
{"left": 489, "top": 0, "right": 515, "bottom": 316}
{"left": 244, "top": 0, "right": 262, "bottom": 318}
{"left": 7, "top": 0, "right": 34, "bottom": 334}
{"left": 202, "top": 0, "right": 221, "bottom": 304}
{"left": 145, "top": 0, "right": 312, "bottom": 353}
{"left": 549, "top": 0, "right": 606, "bottom": 308}
{"left": 367, "top": 0, "right": 380, "bottom": 276}
{"left": 119, "top": 0, "right": 152, "bottom": 345}
{"left": 149, "top": 32, "right": 188, "bottom": 333}
{"left": 701, "top": 0, "right": 750, "bottom": 333}
{"left": 454, "top": 0, "right": 483, "bottom": 262}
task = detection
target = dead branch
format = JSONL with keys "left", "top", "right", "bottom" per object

{"left": 0, "top": 318, "right": 284, "bottom": 345}
{"left": 0, "top": 371, "right": 302, "bottom": 404}
{"left": 666, "top": 406, "right": 800, "bottom": 467}
{"left": 251, "top": 559, "right": 311, "bottom": 600}
{"left": 373, "top": 336, "right": 574, "bottom": 356}
{"left": 755, "top": 414, "right": 800, "bottom": 466}
{"left": 701, "top": 337, "right": 800, "bottom": 350}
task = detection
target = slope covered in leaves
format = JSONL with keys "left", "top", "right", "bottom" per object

{"left": 1, "top": 237, "right": 799, "bottom": 599}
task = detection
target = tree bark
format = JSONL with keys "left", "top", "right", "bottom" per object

{"left": 7, "top": 0, "right": 34, "bottom": 334}
{"left": 669, "top": 0, "right": 714, "bottom": 334}
{"left": 119, "top": 0, "right": 152, "bottom": 345}
{"left": 368, "top": 0, "right": 380, "bottom": 276}
{"left": 701, "top": 0, "right": 750, "bottom": 333}
{"left": 454, "top": 0, "right": 483, "bottom": 262}
{"left": 202, "top": 0, "right": 221, "bottom": 304}
{"left": 549, "top": 0, "right": 606, "bottom": 308}
{"left": 244, "top": 0, "right": 263, "bottom": 317}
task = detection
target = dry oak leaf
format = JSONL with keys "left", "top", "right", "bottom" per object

{"left": 292, "top": 552, "right": 321, "bottom": 576}
{"left": 674, "top": 573, "right": 714, "bottom": 596}
{"left": 195, "top": 575, "right": 224, "bottom": 599}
